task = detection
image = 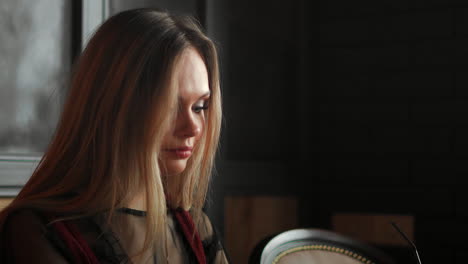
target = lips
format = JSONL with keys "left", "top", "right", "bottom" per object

{"left": 164, "top": 146, "right": 193, "bottom": 159}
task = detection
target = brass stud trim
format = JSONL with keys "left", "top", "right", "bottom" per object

{"left": 272, "top": 244, "right": 376, "bottom": 264}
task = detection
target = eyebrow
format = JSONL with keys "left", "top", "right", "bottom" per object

{"left": 199, "top": 91, "right": 211, "bottom": 99}
{"left": 178, "top": 91, "right": 211, "bottom": 102}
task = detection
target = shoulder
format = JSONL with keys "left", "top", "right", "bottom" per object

{"left": 1, "top": 209, "right": 70, "bottom": 263}
{"left": 190, "top": 209, "right": 215, "bottom": 240}
{"left": 1, "top": 208, "right": 48, "bottom": 254}
{"left": 3, "top": 208, "right": 48, "bottom": 237}
{"left": 192, "top": 209, "right": 231, "bottom": 263}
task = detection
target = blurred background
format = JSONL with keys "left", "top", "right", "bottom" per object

{"left": 2, "top": 0, "right": 468, "bottom": 263}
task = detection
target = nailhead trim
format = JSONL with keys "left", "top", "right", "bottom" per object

{"left": 272, "top": 244, "right": 375, "bottom": 264}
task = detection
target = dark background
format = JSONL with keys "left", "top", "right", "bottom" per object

{"left": 209, "top": 0, "right": 467, "bottom": 263}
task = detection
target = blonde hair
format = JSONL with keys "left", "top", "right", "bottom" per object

{"left": 0, "top": 8, "right": 221, "bottom": 262}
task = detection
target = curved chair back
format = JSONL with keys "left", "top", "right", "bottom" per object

{"left": 259, "top": 228, "right": 396, "bottom": 264}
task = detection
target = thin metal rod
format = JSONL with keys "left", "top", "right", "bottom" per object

{"left": 390, "top": 222, "right": 422, "bottom": 264}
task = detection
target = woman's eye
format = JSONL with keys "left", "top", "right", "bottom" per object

{"left": 193, "top": 104, "right": 209, "bottom": 113}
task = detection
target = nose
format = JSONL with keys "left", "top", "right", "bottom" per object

{"left": 176, "top": 111, "right": 202, "bottom": 138}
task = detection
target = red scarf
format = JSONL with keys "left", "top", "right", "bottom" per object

{"left": 50, "top": 209, "right": 206, "bottom": 264}
{"left": 172, "top": 208, "right": 207, "bottom": 264}
{"left": 50, "top": 220, "right": 100, "bottom": 264}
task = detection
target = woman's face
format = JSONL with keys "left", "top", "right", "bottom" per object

{"left": 159, "top": 48, "right": 210, "bottom": 176}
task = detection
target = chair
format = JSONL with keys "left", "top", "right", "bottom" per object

{"left": 250, "top": 228, "right": 396, "bottom": 264}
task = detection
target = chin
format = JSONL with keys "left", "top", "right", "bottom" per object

{"left": 162, "top": 160, "right": 188, "bottom": 176}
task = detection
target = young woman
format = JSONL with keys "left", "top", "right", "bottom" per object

{"left": 0, "top": 8, "right": 228, "bottom": 264}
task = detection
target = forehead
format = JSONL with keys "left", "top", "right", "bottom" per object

{"left": 173, "top": 47, "right": 210, "bottom": 100}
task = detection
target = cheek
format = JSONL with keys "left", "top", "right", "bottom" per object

{"left": 195, "top": 117, "right": 206, "bottom": 140}
{"left": 159, "top": 125, "right": 173, "bottom": 146}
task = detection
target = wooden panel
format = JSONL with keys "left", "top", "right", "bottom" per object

{"left": 0, "top": 198, "right": 13, "bottom": 210}
{"left": 225, "top": 196, "right": 298, "bottom": 264}
{"left": 332, "top": 213, "right": 414, "bottom": 247}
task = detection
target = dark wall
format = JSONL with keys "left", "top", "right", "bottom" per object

{"left": 210, "top": 0, "right": 309, "bottom": 234}
{"left": 216, "top": 0, "right": 466, "bottom": 264}
{"left": 312, "top": 1, "right": 467, "bottom": 263}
